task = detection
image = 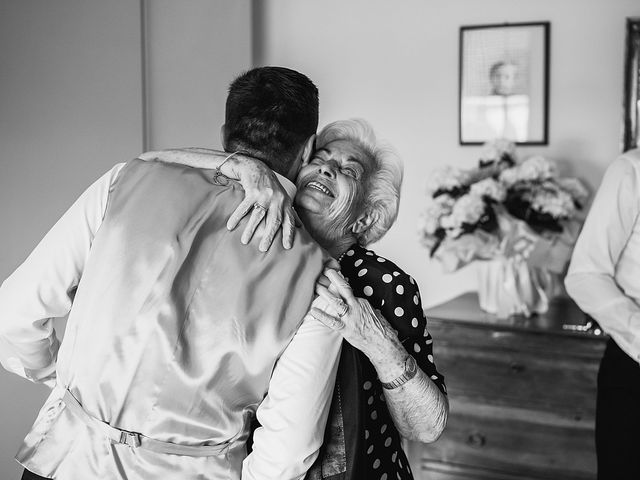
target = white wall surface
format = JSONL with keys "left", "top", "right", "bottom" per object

{"left": 255, "top": 0, "right": 640, "bottom": 307}
{"left": 144, "top": 0, "right": 252, "bottom": 150}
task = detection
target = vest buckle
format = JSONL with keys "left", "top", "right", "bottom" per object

{"left": 118, "top": 430, "right": 142, "bottom": 448}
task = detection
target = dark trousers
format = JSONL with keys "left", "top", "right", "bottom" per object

{"left": 596, "top": 338, "right": 640, "bottom": 480}
{"left": 21, "top": 469, "right": 51, "bottom": 480}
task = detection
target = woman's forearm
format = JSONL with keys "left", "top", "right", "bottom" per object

{"left": 311, "top": 276, "right": 449, "bottom": 444}
{"left": 137, "top": 148, "right": 297, "bottom": 251}
{"left": 138, "top": 148, "right": 241, "bottom": 176}
{"left": 382, "top": 368, "right": 449, "bottom": 443}
{"left": 138, "top": 149, "right": 280, "bottom": 196}
{"left": 367, "top": 338, "right": 449, "bottom": 443}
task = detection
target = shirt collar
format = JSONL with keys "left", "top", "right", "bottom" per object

{"left": 273, "top": 172, "right": 297, "bottom": 199}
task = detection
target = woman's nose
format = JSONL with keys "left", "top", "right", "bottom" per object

{"left": 319, "top": 161, "right": 337, "bottom": 178}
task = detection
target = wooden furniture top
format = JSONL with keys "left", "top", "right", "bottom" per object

{"left": 425, "top": 292, "right": 605, "bottom": 340}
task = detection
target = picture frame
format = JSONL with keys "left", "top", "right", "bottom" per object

{"left": 459, "top": 22, "right": 550, "bottom": 145}
{"left": 622, "top": 17, "right": 640, "bottom": 152}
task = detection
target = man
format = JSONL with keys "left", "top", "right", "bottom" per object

{"left": 565, "top": 148, "right": 640, "bottom": 480}
{"left": 0, "top": 66, "right": 342, "bottom": 480}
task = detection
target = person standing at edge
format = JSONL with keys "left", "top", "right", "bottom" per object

{"left": 565, "top": 147, "right": 640, "bottom": 480}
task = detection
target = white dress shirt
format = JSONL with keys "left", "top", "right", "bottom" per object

{"left": 565, "top": 149, "right": 640, "bottom": 362}
{"left": 0, "top": 162, "right": 341, "bottom": 480}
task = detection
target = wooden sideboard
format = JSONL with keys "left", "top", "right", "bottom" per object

{"left": 406, "top": 293, "right": 607, "bottom": 480}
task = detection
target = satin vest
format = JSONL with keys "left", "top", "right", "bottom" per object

{"left": 17, "top": 159, "right": 327, "bottom": 479}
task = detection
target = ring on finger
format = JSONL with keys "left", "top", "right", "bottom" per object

{"left": 253, "top": 202, "right": 268, "bottom": 212}
{"left": 336, "top": 300, "right": 349, "bottom": 318}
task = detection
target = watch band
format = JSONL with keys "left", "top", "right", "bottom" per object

{"left": 381, "top": 355, "right": 418, "bottom": 390}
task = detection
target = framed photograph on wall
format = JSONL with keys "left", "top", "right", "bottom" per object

{"left": 459, "top": 22, "right": 550, "bottom": 145}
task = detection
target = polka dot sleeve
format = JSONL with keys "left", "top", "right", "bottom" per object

{"left": 340, "top": 246, "right": 447, "bottom": 395}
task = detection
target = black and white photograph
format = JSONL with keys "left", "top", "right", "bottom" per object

{"left": 1, "top": 2, "right": 640, "bottom": 480}
{"left": 459, "top": 22, "right": 550, "bottom": 145}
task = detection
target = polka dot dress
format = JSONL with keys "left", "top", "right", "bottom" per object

{"left": 340, "top": 244, "right": 447, "bottom": 480}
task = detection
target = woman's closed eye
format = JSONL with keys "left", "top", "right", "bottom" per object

{"left": 341, "top": 166, "right": 359, "bottom": 179}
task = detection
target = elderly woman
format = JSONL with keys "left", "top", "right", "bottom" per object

{"left": 142, "top": 119, "right": 448, "bottom": 480}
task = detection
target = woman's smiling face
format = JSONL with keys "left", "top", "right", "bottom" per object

{"left": 296, "top": 139, "right": 369, "bottom": 213}
{"left": 294, "top": 139, "right": 373, "bottom": 249}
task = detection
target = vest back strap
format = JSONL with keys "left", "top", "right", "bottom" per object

{"left": 61, "top": 388, "right": 230, "bottom": 457}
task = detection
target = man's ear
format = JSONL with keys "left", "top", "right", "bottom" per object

{"left": 220, "top": 124, "right": 228, "bottom": 150}
{"left": 350, "top": 210, "right": 377, "bottom": 235}
{"left": 301, "top": 134, "right": 316, "bottom": 167}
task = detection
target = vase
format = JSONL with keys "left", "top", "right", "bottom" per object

{"left": 476, "top": 256, "right": 562, "bottom": 318}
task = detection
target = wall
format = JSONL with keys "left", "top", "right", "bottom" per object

{"left": 144, "top": 0, "right": 251, "bottom": 150}
{"left": 255, "top": 0, "right": 640, "bottom": 307}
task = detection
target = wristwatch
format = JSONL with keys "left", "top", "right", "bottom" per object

{"left": 381, "top": 355, "right": 418, "bottom": 390}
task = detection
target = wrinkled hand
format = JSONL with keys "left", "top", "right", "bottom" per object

{"left": 226, "top": 157, "right": 299, "bottom": 252}
{"left": 310, "top": 269, "right": 398, "bottom": 359}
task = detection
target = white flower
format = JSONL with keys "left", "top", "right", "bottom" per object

{"left": 498, "top": 156, "right": 557, "bottom": 186}
{"left": 420, "top": 196, "right": 454, "bottom": 235}
{"left": 557, "top": 177, "right": 589, "bottom": 205}
{"left": 498, "top": 167, "right": 520, "bottom": 187}
{"left": 419, "top": 218, "right": 439, "bottom": 237}
{"left": 517, "top": 156, "right": 557, "bottom": 182}
{"left": 425, "top": 166, "right": 470, "bottom": 196}
{"left": 420, "top": 208, "right": 443, "bottom": 236}
{"left": 417, "top": 214, "right": 437, "bottom": 248}
{"left": 440, "top": 214, "right": 456, "bottom": 230}
{"left": 470, "top": 178, "right": 507, "bottom": 202}
{"left": 531, "top": 188, "right": 576, "bottom": 218}
{"left": 480, "top": 139, "right": 516, "bottom": 163}
{"left": 447, "top": 193, "right": 487, "bottom": 229}
{"left": 419, "top": 142, "right": 592, "bottom": 266}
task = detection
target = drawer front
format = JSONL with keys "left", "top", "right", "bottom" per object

{"left": 435, "top": 342, "right": 599, "bottom": 418}
{"left": 407, "top": 403, "right": 596, "bottom": 479}
{"left": 406, "top": 459, "right": 578, "bottom": 480}
{"left": 428, "top": 321, "right": 605, "bottom": 417}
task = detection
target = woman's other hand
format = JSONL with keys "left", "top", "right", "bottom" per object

{"left": 310, "top": 269, "right": 399, "bottom": 359}
{"left": 312, "top": 268, "right": 449, "bottom": 443}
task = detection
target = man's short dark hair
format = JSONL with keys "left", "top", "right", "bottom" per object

{"left": 225, "top": 66, "right": 319, "bottom": 176}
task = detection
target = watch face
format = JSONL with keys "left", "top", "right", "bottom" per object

{"left": 406, "top": 355, "right": 417, "bottom": 374}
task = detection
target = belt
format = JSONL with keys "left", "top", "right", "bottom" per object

{"left": 61, "top": 388, "right": 232, "bottom": 457}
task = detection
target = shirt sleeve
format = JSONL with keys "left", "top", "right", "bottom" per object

{"left": 0, "top": 163, "right": 125, "bottom": 384}
{"left": 565, "top": 154, "right": 640, "bottom": 358}
{"left": 242, "top": 295, "right": 342, "bottom": 480}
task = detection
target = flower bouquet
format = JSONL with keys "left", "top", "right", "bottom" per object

{"left": 418, "top": 140, "right": 588, "bottom": 317}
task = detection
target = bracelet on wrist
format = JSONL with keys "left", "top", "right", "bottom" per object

{"left": 212, "top": 151, "right": 242, "bottom": 185}
{"left": 380, "top": 355, "right": 418, "bottom": 390}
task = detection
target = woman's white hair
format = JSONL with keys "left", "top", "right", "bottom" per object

{"left": 316, "top": 119, "right": 404, "bottom": 246}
